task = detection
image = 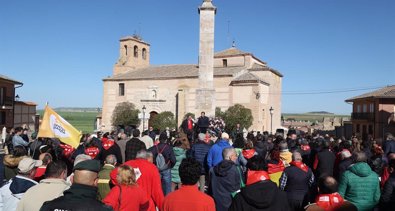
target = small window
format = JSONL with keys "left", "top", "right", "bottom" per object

{"left": 151, "top": 90, "right": 157, "bottom": 99}
{"left": 356, "top": 104, "right": 361, "bottom": 113}
{"left": 356, "top": 124, "right": 360, "bottom": 133}
{"left": 142, "top": 48, "right": 147, "bottom": 60}
{"left": 0, "top": 111, "right": 5, "bottom": 124}
{"left": 368, "top": 125, "right": 373, "bottom": 135}
{"left": 223, "top": 59, "right": 227, "bottom": 67}
{"left": 363, "top": 104, "right": 367, "bottom": 113}
{"left": 119, "top": 83, "right": 125, "bottom": 96}
{"left": 124, "top": 45, "right": 128, "bottom": 56}
{"left": 0, "top": 87, "right": 5, "bottom": 105}
{"left": 369, "top": 103, "right": 374, "bottom": 113}
{"left": 134, "top": 46, "right": 138, "bottom": 58}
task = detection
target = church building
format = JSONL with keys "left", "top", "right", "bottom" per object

{"left": 101, "top": 0, "right": 282, "bottom": 133}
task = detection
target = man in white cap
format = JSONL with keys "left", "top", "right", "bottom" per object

{"left": 0, "top": 157, "right": 41, "bottom": 211}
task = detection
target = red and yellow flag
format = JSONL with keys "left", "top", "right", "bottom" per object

{"left": 37, "top": 106, "right": 82, "bottom": 148}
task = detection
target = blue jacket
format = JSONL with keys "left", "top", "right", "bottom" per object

{"left": 190, "top": 141, "right": 212, "bottom": 174}
{"left": 207, "top": 140, "right": 230, "bottom": 168}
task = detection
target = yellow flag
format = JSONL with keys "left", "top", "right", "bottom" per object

{"left": 37, "top": 106, "right": 82, "bottom": 148}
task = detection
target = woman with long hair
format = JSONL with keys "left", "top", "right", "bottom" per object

{"left": 103, "top": 165, "right": 149, "bottom": 211}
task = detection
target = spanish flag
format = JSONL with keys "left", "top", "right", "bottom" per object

{"left": 37, "top": 105, "right": 82, "bottom": 148}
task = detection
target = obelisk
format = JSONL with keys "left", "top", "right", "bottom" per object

{"left": 196, "top": 0, "right": 216, "bottom": 117}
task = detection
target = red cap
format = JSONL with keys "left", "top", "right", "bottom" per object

{"left": 246, "top": 170, "right": 270, "bottom": 186}
{"left": 242, "top": 149, "right": 256, "bottom": 159}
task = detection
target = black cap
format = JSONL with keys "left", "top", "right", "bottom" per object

{"left": 73, "top": 160, "right": 101, "bottom": 173}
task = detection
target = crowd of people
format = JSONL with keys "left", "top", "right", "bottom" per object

{"left": 1, "top": 115, "right": 395, "bottom": 211}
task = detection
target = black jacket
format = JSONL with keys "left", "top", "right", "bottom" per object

{"left": 380, "top": 173, "right": 395, "bottom": 211}
{"left": 197, "top": 116, "right": 210, "bottom": 128}
{"left": 40, "top": 183, "right": 112, "bottom": 211}
{"left": 125, "top": 138, "right": 146, "bottom": 161}
{"left": 337, "top": 157, "right": 353, "bottom": 179}
{"left": 315, "top": 148, "right": 336, "bottom": 178}
{"left": 229, "top": 180, "right": 290, "bottom": 211}
{"left": 209, "top": 160, "right": 241, "bottom": 211}
{"left": 98, "top": 142, "right": 123, "bottom": 164}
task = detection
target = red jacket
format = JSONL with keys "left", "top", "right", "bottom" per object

{"left": 110, "top": 159, "right": 164, "bottom": 211}
{"left": 162, "top": 185, "right": 215, "bottom": 211}
{"left": 103, "top": 185, "right": 149, "bottom": 211}
{"left": 315, "top": 193, "right": 344, "bottom": 211}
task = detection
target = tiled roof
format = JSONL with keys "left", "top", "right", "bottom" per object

{"left": 249, "top": 63, "right": 283, "bottom": 77}
{"left": 230, "top": 72, "right": 270, "bottom": 86}
{"left": 0, "top": 74, "right": 23, "bottom": 85}
{"left": 345, "top": 85, "right": 395, "bottom": 101}
{"left": 214, "top": 47, "right": 250, "bottom": 57}
{"left": 104, "top": 64, "right": 245, "bottom": 81}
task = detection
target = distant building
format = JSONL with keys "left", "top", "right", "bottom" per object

{"left": 345, "top": 85, "right": 395, "bottom": 140}
{"left": 0, "top": 74, "right": 37, "bottom": 131}
{"left": 101, "top": 1, "right": 283, "bottom": 132}
{"left": 0, "top": 74, "right": 23, "bottom": 129}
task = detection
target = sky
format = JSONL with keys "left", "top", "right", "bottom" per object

{"left": 0, "top": 0, "right": 394, "bottom": 114}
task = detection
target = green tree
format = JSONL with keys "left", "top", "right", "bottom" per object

{"left": 111, "top": 102, "right": 140, "bottom": 128}
{"left": 223, "top": 104, "right": 253, "bottom": 133}
{"left": 150, "top": 111, "right": 176, "bottom": 131}
{"left": 183, "top": 112, "right": 195, "bottom": 120}
{"left": 215, "top": 107, "right": 225, "bottom": 119}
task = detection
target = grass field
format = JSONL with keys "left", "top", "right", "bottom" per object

{"left": 282, "top": 113, "right": 350, "bottom": 122}
{"left": 38, "top": 110, "right": 99, "bottom": 133}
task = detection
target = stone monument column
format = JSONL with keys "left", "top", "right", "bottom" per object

{"left": 196, "top": 0, "right": 216, "bottom": 117}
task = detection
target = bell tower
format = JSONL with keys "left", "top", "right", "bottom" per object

{"left": 113, "top": 35, "right": 150, "bottom": 75}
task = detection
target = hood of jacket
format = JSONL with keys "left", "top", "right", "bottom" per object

{"left": 173, "top": 147, "right": 186, "bottom": 156}
{"left": 349, "top": 162, "right": 373, "bottom": 177}
{"left": 3, "top": 155, "right": 26, "bottom": 168}
{"left": 9, "top": 175, "right": 38, "bottom": 196}
{"left": 216, "top": 139, "right": 230, "bottom": 147}
{"left": 213, "top": 159, "right": 235, "bottom": 177}
{"left": 240, "top": 181, "right": 279, "bottom": 209}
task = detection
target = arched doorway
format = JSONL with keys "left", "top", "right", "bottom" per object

{"left": 148, "top": 111, "right": 158, "bottom": 129}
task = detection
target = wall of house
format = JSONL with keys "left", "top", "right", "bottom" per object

{"left": 0, "top": 79, "right": 16, "bottom": 129}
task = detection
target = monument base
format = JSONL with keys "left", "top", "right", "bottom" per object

{"left": 195, "top": 88, "right": 216, "bottom": 117}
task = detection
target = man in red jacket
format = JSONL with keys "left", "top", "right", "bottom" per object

{"left": 162, "top": 158, "right": 215, "bottom": 211}
{"left": 110, "top": 150, "right": 164, "bottom": 211}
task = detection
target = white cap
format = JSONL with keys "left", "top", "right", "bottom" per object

{"left": 18, "top": 157, "right": 42, "bottom": 174}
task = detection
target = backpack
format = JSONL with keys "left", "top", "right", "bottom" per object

{"left": 156, "top": 144, "right": 169, "bottom": 171}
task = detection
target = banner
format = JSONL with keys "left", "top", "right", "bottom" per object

{"left": 37, "top": 105, "right": 82, "bottom": 148}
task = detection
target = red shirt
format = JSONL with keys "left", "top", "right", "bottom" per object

{"left": 103, "top": 185, "right": 149, "bottom": 211}
{"left": 34, "top": 166, "right": 46, "bottom": 181}
{"left": 111, "top": 159, "right": 164, "bottom": 211}
{"left": 315, "top": 193, "right": 344, "bottom": 211}
{"left": 162, "top": 185, "right": 215, "bottom": 211}
{"left": 188, "top": 120, "right": 193, "bottom": 130}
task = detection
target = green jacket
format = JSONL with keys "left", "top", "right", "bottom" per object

{"left": 171, "top": 147, "right": 186, "bottom": 183}
{"left": 97, "top": 164, "right": 115, "bottom": 200}
{"left": 338, "top": 162, "right": 380, "bottom": 211}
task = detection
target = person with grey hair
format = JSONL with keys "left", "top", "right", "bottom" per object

{"left": 190, "top": 133, "right": 212, "bottom": 192}
{"left": 338, "top": 151, "right": 380, "bottom": 211}
{"left": 98, "top": 154, "right": 117, "bottom": 200}
{"left": 336, "top": 150, "right": 353, "bottom": 180}
{"left": 209, "top": 147, "right": 241, "bottom": 211}
{"left": 279, "top": 151, "right": 314, "bottom": 211}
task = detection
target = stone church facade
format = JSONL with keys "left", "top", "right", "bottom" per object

{"left": 101, "top": 0, "right": 282, "bottom": 133}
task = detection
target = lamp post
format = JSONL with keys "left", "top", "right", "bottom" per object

{"left": 142, "top": 105, "right": 146, "bottom": 132}
{"left": 15, "top": 94, "right": 20, "bottom": 101}
{"left": 269, "top": 106, "right": 274, "bottom": 135}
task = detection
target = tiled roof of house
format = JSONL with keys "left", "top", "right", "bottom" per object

{"left": 230, "top": 72, "right": 269, "bottom": 86}
{"left": 345, "top": 85, "right": 395, "bottom": 101}
{"left": 104, "top": 64, "right": 245, "bottom": 81}
{"left": 249, "top": 63, "right": 283, "bottom": 77}
{"left": 0, "top": 74, "right": 23, "bottom": 85}
{"left": 214, "top": 47, "right": 250, "bottom": 57}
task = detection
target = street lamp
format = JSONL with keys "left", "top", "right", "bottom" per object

{"left": 269, "top": 106, "right": 274, "bottom": 135}
{"left": 15, "top": 94, "right": 20, "bottom": 101}
{"left": 142, "top": 105, "right": 146, "bottom": 132}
